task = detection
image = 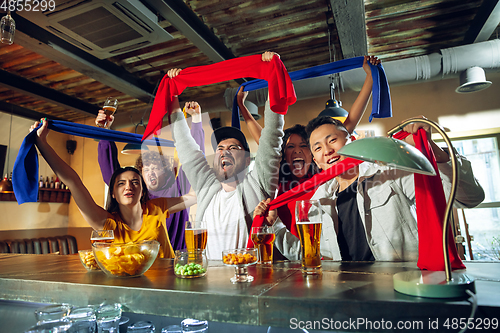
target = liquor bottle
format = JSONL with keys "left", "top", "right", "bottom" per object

{"left": 55, "top": 177, "right": 60, "bottom": 189}
{"left": 50, "top": 177, "right": 55, "bottom": 189}
{"left": 39, "top": 175, "right": 44, "bottom": 188}
{"left": 45, "top": 176, "right": 50, "bottom": 188}
{"left": 9, "top": 172, "right": 12, "bottom": 182}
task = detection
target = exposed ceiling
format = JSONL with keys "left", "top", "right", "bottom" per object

{"left": 1, "top": 0, "right": 499, "bottom": 125}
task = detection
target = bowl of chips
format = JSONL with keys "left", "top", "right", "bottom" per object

{"left": 79, "top": 249, "right": 100, "bottom": 271}
{"left": 92, "top": 240, "right": 159, "bottom": 277}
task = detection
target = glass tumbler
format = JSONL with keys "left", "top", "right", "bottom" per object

{"left": 127, "top": 321, "right": 155, "bottom": 333}
{"left": 180, "top": 318, "right": 208, "bottom": 332}
{"left": 34, "top": 304, "right": 72, "bottom": 324}
{"left": 68, "top": 305, "right": 97, "bottom": 333}
{"left": 295, "top": 200, "right": 323, "bottom": 275}
{"left": 96, "top": 303, "right": 122, "bottom": 333}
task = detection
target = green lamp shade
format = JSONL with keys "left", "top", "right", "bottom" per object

{"left": 121, "top": 143, "right": 149, "bottom": 155}
{"left": 338, "top": 137, "right": 436, "bottom": 176}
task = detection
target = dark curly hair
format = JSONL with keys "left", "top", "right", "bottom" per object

{"left": 279, "top": 124, "right": 319, "bottom": 186}
{"left": 106, "top": 167, "right": 149, "bottom": 213}
{"left": 135, "top": 151, "right": 171, "bottom": 174}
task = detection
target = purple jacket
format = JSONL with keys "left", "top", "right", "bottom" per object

{"left": 98, "top": 121, "right": 205, "bottom": 250}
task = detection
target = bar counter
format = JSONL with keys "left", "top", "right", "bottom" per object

{"left": 1, "top": 254, "right": 500, "bottom": 331}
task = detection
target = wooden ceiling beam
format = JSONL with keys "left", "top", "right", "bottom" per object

{"left": 0, "top": 69, "right": 100, "bottom": 118}
{"left": 464, "top": 0, "right": 500, "bottom": 43}
{"left": 329, "top": 0, "right": 368, "bottom": 58}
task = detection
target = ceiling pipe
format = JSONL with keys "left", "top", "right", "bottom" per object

{"left": 111, "top": 39, "right": 500, "bottom": 129}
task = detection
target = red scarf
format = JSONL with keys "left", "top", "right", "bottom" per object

{"left": 142, "top": 54, "right": 296, "bottom": 140}
{"left": 246, "top": 158, "right": 363, "bottom": 247}
{"left": 393, "top": 130, "right": 465, "bottom": 271}
{"left": 277, "top": 178, "right": 315, "bottom": 238}
{"left": 249, "top": 130, "right": 465, "bottom": 271}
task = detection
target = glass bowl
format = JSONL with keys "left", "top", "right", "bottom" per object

{"left": 92, "top": 240, "right": 159, "bottom": 277}
{"left": 78, "top": 249, "right": 100, "bottom": 271}
{"left": 174, "top": 249, "right": 208, "bottom": 278}
{"left": 222, "top": 248, "right": 258, "bottom": 283}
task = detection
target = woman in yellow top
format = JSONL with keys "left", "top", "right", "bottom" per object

{"left": 30, "top": 119, "right": 195, "bottom": 258}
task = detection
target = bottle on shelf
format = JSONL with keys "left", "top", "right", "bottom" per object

{"left": 55, "top": 177, "right": 60, "bottom": 189}
{"left": 50, "top": 177, "right": 55, "bottom": 189}
{"left": 45, "top": 176, "right": 50, "bottom": 188}
{"left": 39, "top": 175, "right": 44, "bottom": 188}
{"left": 9, "top": 172, "right": 12, "bottom": 182}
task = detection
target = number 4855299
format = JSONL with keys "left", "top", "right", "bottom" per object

{"left": 1, "top": 1, "right": 56, "bottom": 12}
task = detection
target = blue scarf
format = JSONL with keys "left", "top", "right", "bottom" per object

{"left": 13, "top": 120, "right": 174, "bottom": 204}
{"left": 232, "top": 56, "right": 391, "bottom": 127}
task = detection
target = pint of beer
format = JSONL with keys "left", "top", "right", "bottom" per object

{"left": 90, "top": 230, "right": 114, "bottom": 244}
{"left": 102, "top": 97, "right": 118, "bottom": 128}
{"left": 296, "top": 200, "right": 322, "bottom": 274}
{"left": 251, "top": 225, "right": 275, "bottom": 264}
{"left": 185, "top": 221, "right": 208, "bottom": 251}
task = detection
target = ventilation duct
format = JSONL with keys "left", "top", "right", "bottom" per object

{"left": 455, "top": 67, "right": 492, "bottom": 93}
{"left": 20, "top": 0, "right": 173, "bottom": 59}
{"left": 112, "top": 39, "right": 500, "bottom": 129}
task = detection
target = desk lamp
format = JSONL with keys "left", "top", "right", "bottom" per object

{"left": 338, "top": 117, "right": 475, "bottom": 298}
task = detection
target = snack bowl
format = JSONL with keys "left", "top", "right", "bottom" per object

{"left": 92, "top": 240, "right": 159, "bottom": 277}
{"left": 222, "top": 248, "right": 258, "bottom": 283}
{"left": 78, "top": 249, "right": 100, "bottom": 271}
{"left": 174, "top": 249, "right": 208, "bottom": 278}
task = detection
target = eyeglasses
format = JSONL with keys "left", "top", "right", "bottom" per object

{"left": 216, "top": 145, "right": 243, "bottom": 152}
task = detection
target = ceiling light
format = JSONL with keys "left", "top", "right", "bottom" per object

{"left": 318, "top": 82, "right": 348, "bottom": 121}
{"left": 1, "top": 11, "right": 15, "bottom": 45}
{"left": 456, "top": 66, "right": 492, "bottom": 93}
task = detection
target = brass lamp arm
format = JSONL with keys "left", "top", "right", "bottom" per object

{"left": 388, "top": 117, "right": 458, "bottom": 282}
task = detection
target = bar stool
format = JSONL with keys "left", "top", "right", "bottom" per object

{"left": 32, "top": 238, "right": 42, "bottom": 254}
{"left": 38, "top": 237, "right": 50, "bottom": 254}
{"left": 65, "top": 235, "right": 78, "bottom": 254}
{"left": 47, "top": 237, "right": 60, "bottom": 254}
{"left": 57, "top": 236, "right": 69, "bottom": 255}
{"left": 0, "top": 241, "right": 9, "bottom": 253}
{"left": 8, "top": 240, "right": 21, "bottom": 253}
{"left": 24, "top": 238, "right": 35, "bottom": 254}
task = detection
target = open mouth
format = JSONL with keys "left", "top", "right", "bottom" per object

{"left": 221, "top": 157, "right": 234, "bottom": 171}
{"left": 149, "top": 177, "right": 157, "bottom": 186}
{"left": 292, "top": 158, "right": 306, "bottom": 171}
{"left": 327, "top": 156, "right": 341, "bottom": 165}
{"left": 124, "top": 192, "right": 134, "bottom": 198}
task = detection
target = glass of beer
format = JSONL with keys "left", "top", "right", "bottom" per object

{"left": 102, "top": 97, "right": 118, "bottom": 128}
{"left": 185, "top": 221, "right": 207, "bottom": 252}
{"left": 296, "top": 200, "right": 322, "bottom": 275}
{"left": 90, "top": 230, "right": 114, "bottom": 244}
{"left": 251, "top": 225, "right": 275, "bottom": 264}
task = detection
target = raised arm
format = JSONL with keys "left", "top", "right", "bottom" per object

{"left": 238, "top": 86, "right": 262, "bottom": 144}
{"left": 95, "top": 109, "right": 121, "bottom": 185}
{"left": 31, "top": 119, "right": 108, "bottom": 229}
{"left": 343, "top": 55, "right": 381, "bottom": 134}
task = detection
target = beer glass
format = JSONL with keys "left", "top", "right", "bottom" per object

{"left": 295, "top": 200, "right": 323, "bottom": 275}
{"left": 251, "top": 225, "right": 275, "bottom": 264}
{"left": 185, "top": 221, "right": 207, "bottom": 252}
{"left": 101, "top": 97, "right": 118, "bottom": 128}
{"left": 90, "top": 230, "right": 114, "bottom": 244}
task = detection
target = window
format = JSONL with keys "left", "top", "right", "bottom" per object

{"left": 436, "top": 131, "right": 500, "bottom": 261}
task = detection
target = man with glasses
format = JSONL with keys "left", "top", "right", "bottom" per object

{"left": 168, "top": 52, "right": 284, "bottom": 259}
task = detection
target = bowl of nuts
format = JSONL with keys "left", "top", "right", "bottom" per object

{"left": 174, "top": 249, "right": 208, "bottom": 278}
{"left": 78, "top": 249, "right": 100, "bottom": 271}
{"left": 222, "top": 248, "right": 258, "bottom": 283}
{"left": 92, "top": 240, "right": 159, "bottom": 277}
